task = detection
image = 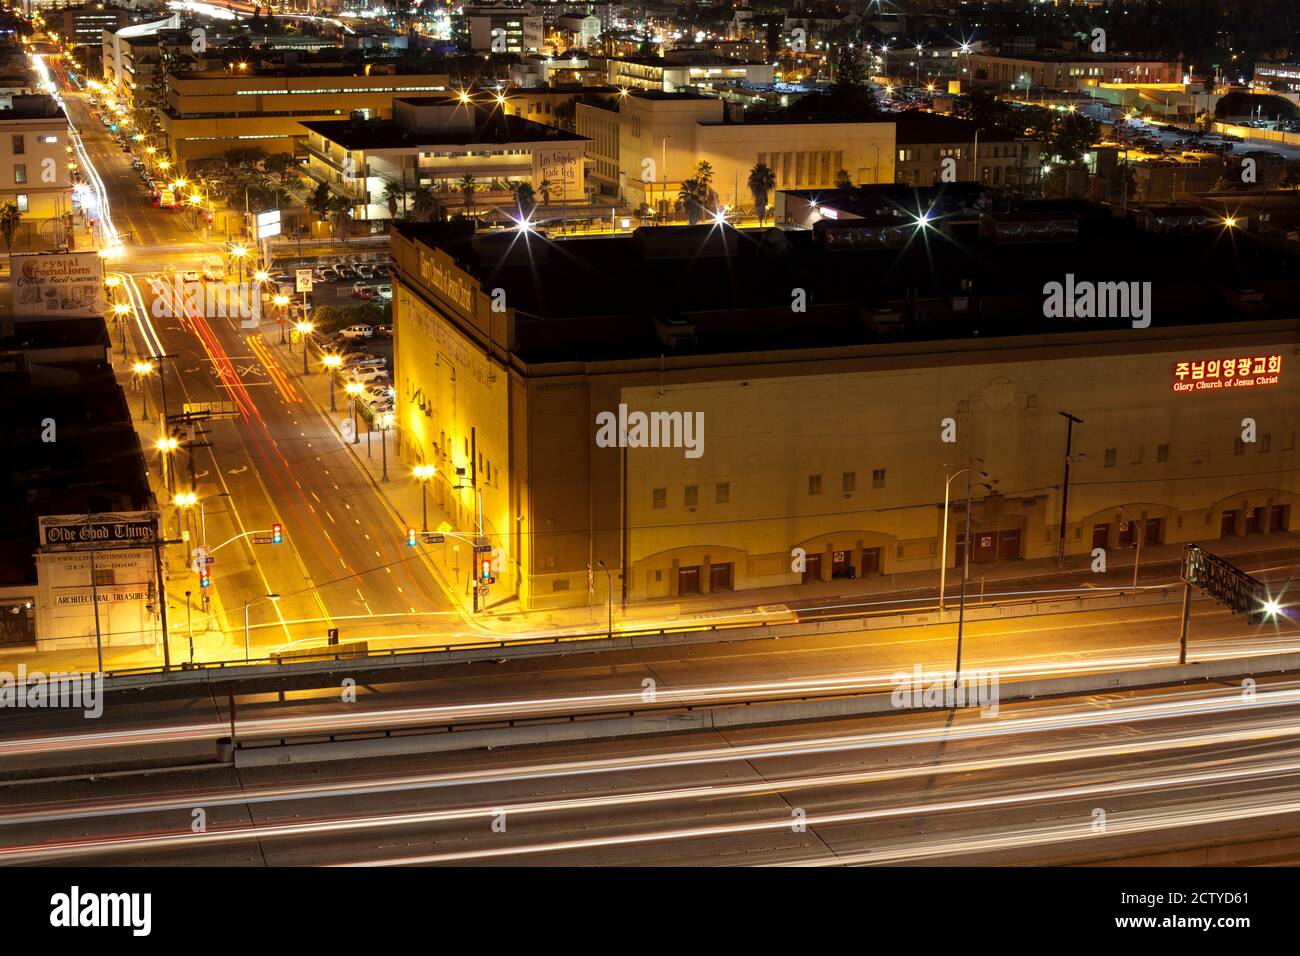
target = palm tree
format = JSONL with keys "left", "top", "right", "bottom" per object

{"left": 511, "top": 182, "right": 536, "bottom": 219}
{"left": 458, "top": 174, "right": 478, "bottom": 214}
{"left": 834, "top": 168, "right": 853, "bottom": 189}
{"left": 538, "top": 178, "right": 554, "bottom": 206}
{"left": 747, "top": 163, "right": 776, "bottom": 226}
{"left": 380, "top": 178, "right": 409, "bottom": 220}
{"left": 678, "top": 178, "right": 707, "bottom": 225}
{"left": 327, "top": 193, "right": 352, "bottom": 242}
{"left": 411, "top": 184, "right": 440, "bottom": 222}
{"left": 0, "top": 200, "right": 21, "bottom": 257}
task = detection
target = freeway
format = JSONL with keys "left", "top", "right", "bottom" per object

{"left": 3, "top": 577, "right": 1300, "bottom": 777}
{"left": 39, "top": 55, "right": 461, "bottom": 659}
{"left": 5, "top": 675, "right": 1300, "bottom": 865}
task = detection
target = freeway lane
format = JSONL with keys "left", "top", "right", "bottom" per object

{"left": 3, "top": 589, "right": 1300, "bottom": 776}
{"left": 7, "top": 677, "right": 1300, "bottom": 865}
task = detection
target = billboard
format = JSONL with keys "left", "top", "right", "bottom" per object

{"left": 38, "top": 512, "right": 161, "bottom": 552}
{"left": 254, "top": 209, "right": 281, "bottom": 240}
{"left": 11, "top": 252, "right": 105, "bottom": 318}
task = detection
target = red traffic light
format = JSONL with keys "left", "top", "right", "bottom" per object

{"left": 406, "top": 527, "right": 417, "bottom": 547}
{"left": 271, "top": 522, "right": 283, "bottom": 544}
{"left": 480, "top": 558, "right": 492, "bottom": 582}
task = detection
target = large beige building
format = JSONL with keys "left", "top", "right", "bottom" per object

{"left": 971, "top": 51, "right": 1182, "bottom": 90}
{"left": 0, "top": 94, "right": 73, "bottom": 223}
{"left": 388, "top": 212, "right": 1300, "bottom": 611}
{"left": 577, "top": 91, "right": 896, "bottom": 213}
{"left": 158, "top": 66, "right": 451, "bottom": 170}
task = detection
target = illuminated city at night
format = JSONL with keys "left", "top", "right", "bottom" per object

{"left": 0, "top": 0, "right": 1296, "bottom": 937}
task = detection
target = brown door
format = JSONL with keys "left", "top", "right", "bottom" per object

{"left": 1269, "top": 505, "right": 1288, "bottom": 533}
{"left": 1143, "top": 517, "right": 1163, "bottom": 545}
{"left": 974, "top": 532, "right": 997, "bottom": 563}
{"left": 678, "top": 565, "right": 701, "bottom": 595}
{"left": 1117, "top": 520, "right": 1137, "bottom": 548}
{"left": 802, "top": 553, "right": 821, "bottom": 584}
{"left": 996, "top": 529, "right": 1022, "bottom": 559}
{"left": 831, "top": 550, "right": 852, "bottom": 578}
{"left": 1245, "top": 507, "right": 1263, "bottom": 534}
{"left": 861, "top": 547, "right": 881, "bottom": 575}
{"left": 1220, "top": 510, "right": 1239, "bottom": 537}
{"left": 709, "top": 562, "right": 733, "bottom": 592}
{"left": 1092, "top": 524, "right": 1110, "bottom": 549}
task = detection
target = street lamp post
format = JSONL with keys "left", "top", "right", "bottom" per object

{"left": 273, "top": 294, "right": 289, "bottom": 343}
{"left": 953, "top": 467, "right": 993, "bottom": 688}
{"left": 132, "top": 360, "right": 153, "bottom": 421}
{"left": 1057, "top": 412, "right": 1085, "bottom": 567}
{"left": 242, "top": 593, "right": 280, "bottom": 662}
{"left": 322, "top": 353, "right": 341, "bottom": 409}
{"left": 156, "top": 436, "right": 179, "bottom": 495}
{"left": 590, "top": 559, "right": 613, "bottom": 639}
{"left": 295, "top": 321, "right": 314, "bottom": 375}
{"left": 377, "top": 412, "right": 392, "bottom": 481}
{"left": 938, "top": 463, "right": 987, "bottom": 613}
{"left": 345, "top": 382, "right": 363, "bottom": 444}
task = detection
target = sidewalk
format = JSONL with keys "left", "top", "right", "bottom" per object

{"left": 260, "top": 327, "right": 1300, "bottom": 638}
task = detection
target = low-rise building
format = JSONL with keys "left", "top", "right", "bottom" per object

{"left": 0, "top": 94, "right": 72, "bottom": 223}
{"left": 893, "top": 113, "right": 1039, "bottom": 191}
{"left": 158, "top": 64, "right": 451, "bottom": 170}
{"left": 577, "top": 91, "right": 895, "bottom": 213}
{"left": 453, "top": 7, "right": 544, "bottom": 55}
{"left": 386, "top": 210, "right": 1300, "bottom": 611}
{"left": 970, "top": 51, "right": 1182, "bottom": 91}
{"left": 302, "top": 97, "right": 588, "bottom": 227}
{"left": 603, "top": 53, "right": 774, "bottom": 93}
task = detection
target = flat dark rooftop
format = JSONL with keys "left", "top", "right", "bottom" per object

{"left": 893, "top": 112, "right": 1018, "bottom": 143}
{"left": 303, "top": 111, "right": 585, "bottom": 149}
{"left": 393, "top": 200, "right": 1300, "bottom": 364}
{"left": 0, "top": 94, "right": 65, "bottom": 120}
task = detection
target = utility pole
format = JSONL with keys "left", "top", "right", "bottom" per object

{"left": 1057, "top": 412, "right": 1084, "bottom": 568}
{"left": 953, "top": 465, "right": 989, "bottom": 687}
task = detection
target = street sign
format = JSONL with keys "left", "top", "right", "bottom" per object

{"left": 478, "top": 586, "right": 489, "bottom": 598}
{"left": 423, "top": 533, "right": 444, "bottom": 544}
{"left": 339, "top": 419, "right": 355, "bottom": 442}
{"left": 1181, "top": 544, "right": 1269, "bottom": 621}
{"left": 251, "top": 536, "right": 273, "bottom": 544}
{"left": 295, "top": 269, "right": 313, "bottom": 293}
{"left": 254, "top": 209, "right": 281, "bottom": 240}
{"left": 182, "top": 400, "right": 239, "bottom": 420}
{"left": 474, "top": 543, "right": 492, "bottom": 555}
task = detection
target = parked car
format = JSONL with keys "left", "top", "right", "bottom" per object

{"left": 345, "top": 355, "right": 386, "bottom": 370}
{"left": 347, "top": 367, "right": 390, "bottom": 384}
{"left": 335, "top": 264, "right": 358, "bottom": 280}
{"left": 339, "top": 351, "right": 380, "bottom": 365}
{"left": 338, "top": 324, "right": 373, "bottom": 339}
{"left": 178, "top": 268, "right": 201, "bottom": 282}
{"left": 319, "top": 267, "right": 341, "bottom": 283}
{"left": 352, "top": 283, "right": 377, "bottom": 300}
{"left": 376, "top": 284, "right": 392, "bottom": 300}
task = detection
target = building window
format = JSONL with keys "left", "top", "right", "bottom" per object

{"left": 808, "top": 474, "right": 822, "bottom": 496}
{"left": 13, "top": 164, "right": 26, "bottom": 184}
{"left": 652, "top": 488, "right": 666, "bottom": 509}
{"left": 1104, "top": 448, "right": 1117, "bottom": 467}
{"left": 1157, "top": 443, "right": 1169, "bottom": 462}
{"left": 872, "top": 468, "right": 886, "bottom": 488}
{"left": 15, "top": 194, "right": 27, "bottom": 212}
{"left": 715, "top": 482, "right": 730, "bottom": 504}
{"left": 684, "top": 485, "right": 698, "bottom": 508}
{"left": 842, "top": 471, "right": 856, "bottom": 494}
{"left": 93, "top": 568, "right": 115, "bottom": 587}
{"left": 11, "top": 134, "right": 23, "bottom": 155}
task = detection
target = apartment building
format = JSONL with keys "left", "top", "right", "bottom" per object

{"left": 0, "top": 94, "right": 72, "bottom": 222}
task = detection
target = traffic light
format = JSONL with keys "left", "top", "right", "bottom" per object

{"left": 271, "top": 522, "right": 283, "bottom": 544}
{"left": 406, "top": 527, "right": 417, "bottom": 547}
{"left": 480, "top": 558, "right": 493, "bottom": 584}
{"left": 199, "top": 566, "right": 210, "bottom": 588}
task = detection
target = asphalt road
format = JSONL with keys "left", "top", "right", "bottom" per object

{"left": 6, "top": 675, "right": 1300, "bottom": 865}
{"left": 49, "top": 65, "right": 458, "bottom": 661}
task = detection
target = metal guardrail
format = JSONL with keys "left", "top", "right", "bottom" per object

{"left": 84, "top": 585, "right": 1178, "bottom": 686}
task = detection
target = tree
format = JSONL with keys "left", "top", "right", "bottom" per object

{"left": 380, "top": 178, "right": 409, "bottom": 219}
{"left": 264, "top": 153, "right": 301, "bottom": 192}
{"left": 458, "top": 174, "right": 478, "bottom": 214}
{"left": 0, "top": 200, "right": 21, "bottom": 256}
{"left": 511, "top": 181, "right": 536, "bottom": 219}
{"left": 538, "top": 177, "right": 554, "bottom": 205}
{"left": 309, "top": 181, "right": 333, "bottom": 231}
{"left": 327, "top": 193, "right": 352, "bottom": 241}
{"left": 747, "top": 163, "right": 776, "bottom": 225}
{"left": 1045, "top": 111, "right": 1099, "bottom": 165}
{"left": 678, "top": 178, "right": 707, "bottom": 224}
{"left": 835, "top": 168, "right": 853, "bottom": 189}
{"left": 411, "top": 184, "right": 443, "bottom": 222}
